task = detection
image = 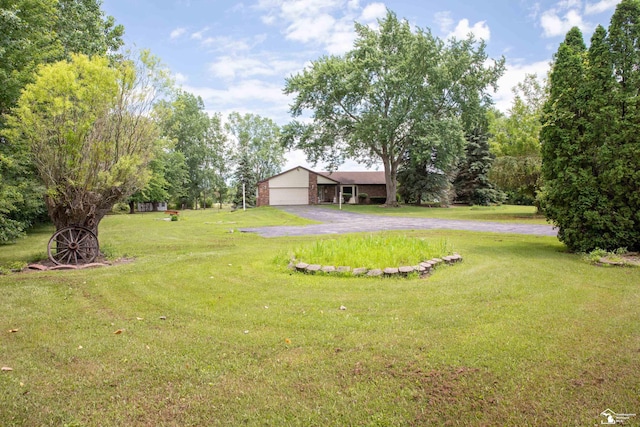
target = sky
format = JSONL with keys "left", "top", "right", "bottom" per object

{"left": 102, "top": 0, "right": 623, "bottom": 171}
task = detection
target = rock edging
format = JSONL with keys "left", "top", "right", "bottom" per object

{"left": 290, "top": 253, "right": 462, "bottom": 278}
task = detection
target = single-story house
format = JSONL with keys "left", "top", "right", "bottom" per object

{"left": 257, "top": 166, "right": 387, "bottom": 206}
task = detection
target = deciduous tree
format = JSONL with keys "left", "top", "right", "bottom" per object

{"left": 488, "top": 74, "right": 545, "bottom": 205}
{"left": 541, "top": 0, "right": 640, "bottom": 251}
{"left": 3, "top": 52, "right": 167, "bottom": 236}
{"left": 156, "top": 91, "right": 212, "bottom": 209}
{"left": 0, "top": 0, "right": 123, "bottom": 241}
{"left": 282, "top": 10, "right": 504, "bottom": 206}
{"left": 226, "top": 112, "right": 283, "bottom": 207}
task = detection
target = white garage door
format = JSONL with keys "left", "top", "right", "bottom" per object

{"left": 270, "top": 188, "right": 308, "bottom": 205}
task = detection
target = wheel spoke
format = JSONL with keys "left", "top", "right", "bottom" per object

{"left": 53, "top": 248, "right": 69, "bottom": 262}
{"left": 76, "top": 232, "right": 91, "bottom": 245}
{"left": 59, "top": 230, "right": 73, "bottom": 245}
{"left": 68, "top": 248, "right": 76, "bottom": 264}
{"left": 77, "top": 238, "right": 96, "bottom": 249}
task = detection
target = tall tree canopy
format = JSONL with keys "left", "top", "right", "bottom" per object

{"left": 3, "top": 52, "right": 167, "bottom": 235}
{"left": 541, "top": 0, "right": 640, "bottom": 252}
{"left": 0, "top": 0, "right": 123, "bottom": 242}
{"left": 226, "top": 112, "right": 283, "bottom": 207}
{"left": 0, "top": 0, "right": 123, "bottom": 118}
{"left": 283, "top": 10, "right": 504, "bottom": 205}
{"left": 489, "top": 74, "right": 545, "bottom": 205}
{"left": 156, "top": 91, "right": 214, "bottom": 209}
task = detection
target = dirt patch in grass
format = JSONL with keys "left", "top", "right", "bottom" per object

{"left": 399, "top": 365, "right": 500, "bottom": 426}
{"left": 344, "top": 361, "right": 500, "bottom": 425}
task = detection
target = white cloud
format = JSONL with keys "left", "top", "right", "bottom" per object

{"left": 202, "top": 36, "right": 251, "bottom": 52}
{"left": 285, "top": 13, "right": 336, "bottom": 43}
{"left": 169, "top": 27, "right": 187, "bottom": 39}
{"left": 540, "top": 8, "right": 587, "bottom": 37}
{"left": 585, "top": 0, "right": 620, "bottom": 15}
{"left": 208, "top": 54, "right": 302, "bottom": 80}
{"left": 191, "top": 27, "right": 210, "bottom": 40}
{"left": 360, "top": 2, "right": 386, "bottom": 22}
{"left": 447, "top": 19, "right": 491, "bottom": 41}
{"left": 183, "top": 80, "right": 290, "bottom": 114}
{"left": 255, "top": 0, "right": 387, "bottom": 54}
{"left": 199, "top": 34, "right": 267, "bottom": 53}
{"left": 558, "top": 0, "right": 582, "bottom": 8}
{"left": 209, "top": 57, "right": 272, "bottom": 80}
{"left": 174, "top": 72, "right": 189, "bottom": 84}
{"left": 537, "top": 0, "right": 612, "bottom": 38}
{"left": 493, "top": 60, "right": 550, "bottom": 112}
{"left": 528, "top": 2, "right": 541, "bottom": 20}
{"left": 325, "top": 20, "right": 358, "bottom": 54}
{"left": 434, "top": 11, "right": 454, "bottom": 33}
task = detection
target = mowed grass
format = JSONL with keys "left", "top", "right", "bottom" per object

{"left": 329, "top": 203, "right": 549, "bottom": 224}
{"left": 1, "top": 207, "right": 639, "bottom": 426}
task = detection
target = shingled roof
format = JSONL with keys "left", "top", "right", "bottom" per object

{"left": 318, "top": 171, "right": 386, "bottom": 185}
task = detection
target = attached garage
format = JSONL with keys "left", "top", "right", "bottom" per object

{"left": 257, "top": 166, "right": 322, "bottom": 206}
{"left": 269, "top": 188, "right": 308, "bottom": 205}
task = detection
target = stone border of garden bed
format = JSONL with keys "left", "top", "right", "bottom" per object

{"left": 289, "top": 253, "right": 462, "bottom": 278}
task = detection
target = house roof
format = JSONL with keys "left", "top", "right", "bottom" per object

{"left": 318, "top": 171, "right": 386, "bottom": 185}
{"left": 258, "top": 165, "right": 336, "bottom": 183}
{"left": 259, "top": 166, "right": 385, "bottom": 185}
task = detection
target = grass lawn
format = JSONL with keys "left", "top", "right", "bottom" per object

{"left": 1, "top": 207, "right": 638, "bottom": 426}
{"left": 328, "top": 203, "right": 549, "bottom": 224}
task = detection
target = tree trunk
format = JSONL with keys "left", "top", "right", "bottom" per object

{"left": 46, "top": 188, "right": 122, "bottom": 238}
{"left": 129, "top": 201, "right": 135, "bottom": 214}
{"left": 383, "top": 156, "right": 399, "bottom": 207}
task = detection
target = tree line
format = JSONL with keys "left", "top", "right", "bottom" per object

{"left": 2, "top": 0, "right": 640, "bottom": 252}
{"left": 0, "top": 0, "right": 283, "bottom": 242}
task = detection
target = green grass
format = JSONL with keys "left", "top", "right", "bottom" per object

{"left": 291, "top": 233, "right": 452, "bottom": 269}
{"left": 329, "top": 203, "right": 549, "bottom": 224}
{"left": 1, "top": 207, "right": 639, "bottom": 426}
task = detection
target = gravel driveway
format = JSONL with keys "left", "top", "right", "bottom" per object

{"left": 239, "top": 206, "right": 557, "bottom": 237}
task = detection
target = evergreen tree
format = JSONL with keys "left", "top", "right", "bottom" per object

{"left": 540, "top": 27, "right": 589, "bottom": 250}
{"left": 541, "top": 0, "right": 640, "bottom": 251}
{"left": 397, "top": 153, "right": 455, "bottom": 206}
{"left": 454, "top": 126, "right": 505, "bottom": 206}
{"left": 232, "top": 152, "right": 257, "bottom": 208}
{"left": 599, "top": 0, "right": 640, "bottom": 250}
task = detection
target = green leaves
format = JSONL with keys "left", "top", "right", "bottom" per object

{"left": 541, "top": 0, "right": 640, "bottom": 251}
{"left": 284, "top": 10, "right": 504, "bottom": 204}
{"left": 4, "top": 53, "right": 163, "bottom": 232}
{"left": 226, "top": 112, "right": 283, "bottom": 207}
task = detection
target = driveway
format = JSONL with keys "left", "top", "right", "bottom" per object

{"left": 239, "top": 206, "right": 557, "bottom": 237}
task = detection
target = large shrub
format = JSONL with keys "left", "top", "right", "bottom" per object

{"left": 540, "top": 0, "right": 640, "bottom": 252}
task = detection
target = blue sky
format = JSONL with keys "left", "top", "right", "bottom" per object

{"left": 102, "top": 0, "right": 622, "bottom": 170}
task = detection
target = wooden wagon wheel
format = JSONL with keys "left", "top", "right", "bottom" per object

{"left": 47, "top": 226, "right": 99, "bottom": 265}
